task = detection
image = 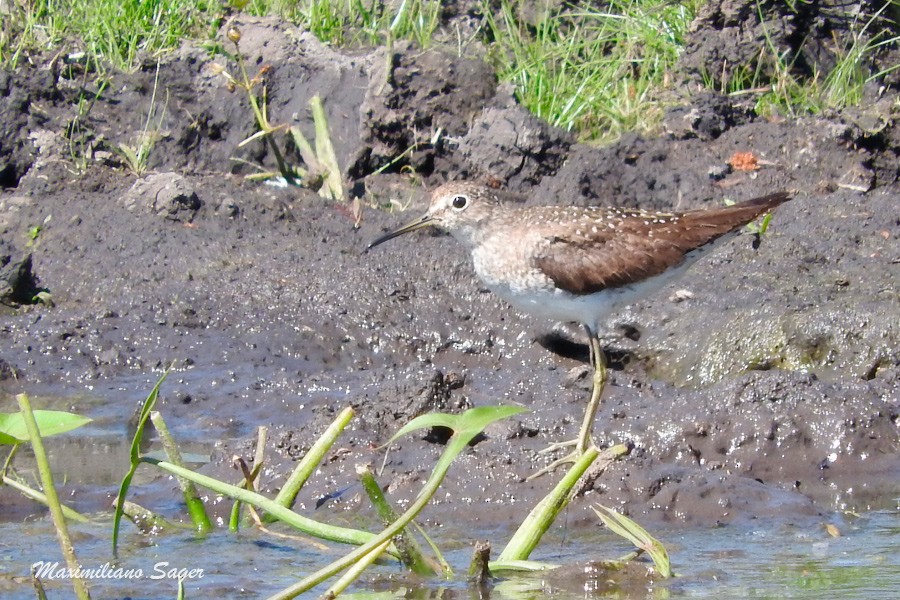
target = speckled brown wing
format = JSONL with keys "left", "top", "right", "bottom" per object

{"left": 534, "top": 224, "right": 689, "bottom": 295}
{"left": 534, "top": 192, "right": 791, "bottom": 296}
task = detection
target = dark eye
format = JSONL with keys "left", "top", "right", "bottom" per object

{"left": 451, "top": 195, "right": 468, "bottom": 209}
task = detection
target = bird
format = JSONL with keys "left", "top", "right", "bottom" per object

{"left": 367, "top": 182, "right": 792, "bottom": 469}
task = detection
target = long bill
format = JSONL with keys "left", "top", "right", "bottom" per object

{"left": 366, "top": 214, "right": 435, "bottom": 250}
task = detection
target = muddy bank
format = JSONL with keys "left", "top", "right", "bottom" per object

{"left": 0, "top": 10, "right": 898, "bottom": 533}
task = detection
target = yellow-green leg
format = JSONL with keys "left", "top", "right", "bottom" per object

{"left": 530, "top": 328, "right": 608, "bottom": 479}
{"left": 576, "top": 331, "right": 607, "bottom": 454}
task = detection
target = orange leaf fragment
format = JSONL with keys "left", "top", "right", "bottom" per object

{"left": 728, "top": 151, "right": 760, "bottom": 171}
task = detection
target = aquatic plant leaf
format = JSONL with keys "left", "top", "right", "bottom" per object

{"left": 386, "top": 412, "right": 457, "bottom": 442}
{"left": 270, "top": 405, "right": 526, "bottom": 598}
{"left": 113, "top": 369, "right": 168, "bottom": 556}
{"left": 593, "top": 504, "right": 672, "bottom": 578}
{"left": 0, "top": 410, "right": 92, "bottom": 444}
{"left": 387, "top": 405, "right": 527, "bottom": 447}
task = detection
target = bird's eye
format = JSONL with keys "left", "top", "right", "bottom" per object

{"left": 451, "top": 195, "right": 468, "bottom": 210}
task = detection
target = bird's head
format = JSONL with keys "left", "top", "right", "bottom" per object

{"left": 367, "top": 182, "right": 501, "bottom": 250}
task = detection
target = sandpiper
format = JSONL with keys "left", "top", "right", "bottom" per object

{"left": 368, "top": 182, "right": 791, "bottom": 467}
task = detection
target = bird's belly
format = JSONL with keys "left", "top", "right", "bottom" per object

{"left": 471, "top": 235, "right": 717, "bottom": 331}
{"left": 472, "top": 243, "right": 639, "bottom": 330}
{"left": 487, "top": 285, "right": 636, "bottom": 332}
{"left": 485, "top": 258, "right": 702, "bottom": 332}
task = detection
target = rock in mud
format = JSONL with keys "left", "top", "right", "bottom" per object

{"left": 0, "top": 241, "right": 41, "bottom": 306}
{"left": 123, "top": 172, "right": 201, "bottom": 221}
{"left": 457, "top": 101, "right": 572, "bottom": 189}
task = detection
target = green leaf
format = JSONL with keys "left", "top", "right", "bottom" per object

{"left": 386, "top": 413, "right": 458, "bottom": 444}
{"left": 593, "top": 504, "right": 672, "bottom": 578}
{"left": 0, "top": 431, "right": 20, "bottom": 445}
{"left": 387, "top": 405, "right": 527, "bottom": 447}
{"left": 0, "top": 410, "right": 92, "bottom": 444}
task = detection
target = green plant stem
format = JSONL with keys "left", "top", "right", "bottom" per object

{"left": 357, "top": 463, "right": 436, "bottom": 575}
{"left": 496, "top": 446, "right": 599, "bottom": 563}
{"left": 497, "top": 443, "right": 628, "bottom": 565}
{"left": 233, "top": 426, "right": 267, "bottom": 530}
{"left": 121, "top": 500, "right": 180, "bottom": 533}
{"left": 1, "top": 475, "right": 90, "bottom": 523}
{"left": 31, "top": 568, "right": 49, "bottom": 600}
{"left": 150, "top": 411, "right": 212, "bottom": 532}
{"left": 324, "top": 537, "right": 392, "bottom": 598}
{"left": 17, "top": 393, "right": 91, "bottom": 600}
{"left": 143, "top": 457, "right": 393, "bottom": 552}
{"left": 253, "top": 425, "right": 268, "bottom": 473}
{"left": 233, "top": 43, "right": 296, "bottom": 184}
{"left": 230, "top": 456, "right": 264, "bottom": 531}
{"left": 266, "top": 429, "right": 477, "bottom": 599}
{"left": 2, "top": 443, "right": 18, "bottom": 471}
{"left": 268, "top": 407, "right": 353, "bottom": 517}
{"left": 468, "top": 540, "right": 492, "bottom": 584}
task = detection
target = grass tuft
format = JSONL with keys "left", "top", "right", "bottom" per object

{"left": 2, "top": 1, "right": 897, "bottom": 145}
{"left": 714, "top": 1, "right": 900, "bottom": 118}
{"left": 1, "top": 0, "right": 221, "bottom": 71}
{"left": 482, "top": 0, "right": 701, "bottom": 143}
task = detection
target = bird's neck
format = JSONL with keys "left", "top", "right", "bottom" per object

{"left": 448, "top": 206, "right": 503, "bottom": 247}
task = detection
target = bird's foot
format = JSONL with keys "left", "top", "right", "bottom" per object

{"left": 536, "top": 437, "right": 579, "bottom": 455}
{"left": 527, "top": 437, "right": 596, "bottom": 480}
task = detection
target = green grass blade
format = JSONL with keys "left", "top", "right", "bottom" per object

{"left": 269, "top": 407, "right": 353, "bottom": 516}
{"left": 112, "top": 368, "right": 169, "bottom": 556}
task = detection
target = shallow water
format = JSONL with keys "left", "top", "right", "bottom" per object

{"left": 2, "top": 385, "right": 899, "bottom": 598}
{"left": 1, "top": 499, "right": 897, "bottom": 599}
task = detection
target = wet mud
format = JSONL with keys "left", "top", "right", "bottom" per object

{"left": 1, "top": 5, "right": 898, "bottom": 543}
